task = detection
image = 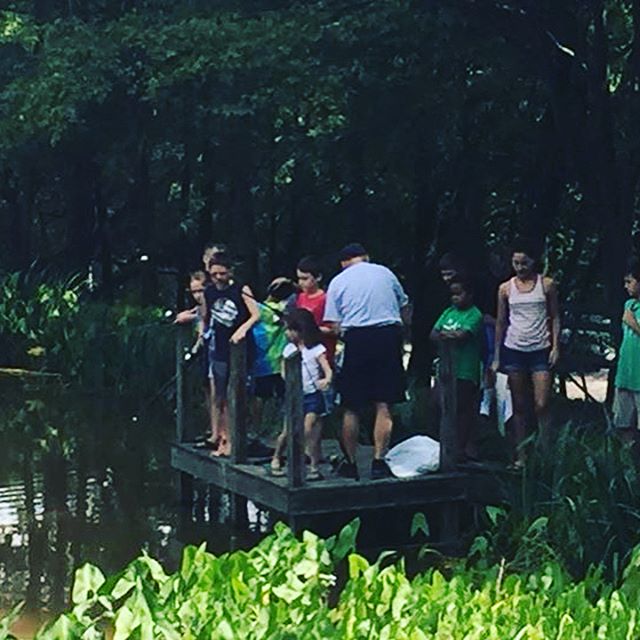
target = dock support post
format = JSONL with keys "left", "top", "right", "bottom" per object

{"left": 178, "top": 472, "right": 194, "bottom": 533}
{"left": 230, "top": 494, "right": 249, "bottom": 530}
{"left": 229, "top": 341, "right": 248, "bottom": 464}
{"left": 438, "top": 341, "right": 458, "bottom": 471}
{"left": 228, "top": 341, "right": 249, "bottom": 531}
{"left": 176, "top": 326, "right": 189, "bottom": 444}
{"left": 176, "top": 326, "right": 194, "bottom": 526}
{"left": 438, "top": 341, "right": 460, "bottom": 547}
{"left": 284, "top": 350, "right": 305, "bottom": 488}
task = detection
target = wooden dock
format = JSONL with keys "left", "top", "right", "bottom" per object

{"left": 171, "top": 331, "right": 512, "bottom": 548}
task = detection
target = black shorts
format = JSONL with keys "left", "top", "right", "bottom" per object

{"left": 253, "top": 374, "right": 285, "bottom": 400}
{"left": 338, "top": 325, "right": 406, "bottom": 409}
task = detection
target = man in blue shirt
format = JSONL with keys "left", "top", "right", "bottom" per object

{"left": 324, "top": 243, "right": 410, "bottom": 480}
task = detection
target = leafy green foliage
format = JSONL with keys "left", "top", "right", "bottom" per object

{"left": 6, "top": 517, "right": 640, "bottom": 638}
{"left": 0, "top": 271, "right": 82, "bottom": 370}
{"left": 468, "top": 423, "right": 640, "bottom": 580}
{"left": 0, "top": 270, "right": 174, "bottom": 393}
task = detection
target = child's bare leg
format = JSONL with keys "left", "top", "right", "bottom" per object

{"left": 304, "top": 413, "right": 322, "bottom": 468}
{"left": 272, "top": 428, "right": 287, "bottom": 460}
{"left": 531, "top": 370, "right": 552, "bottom": 449}
{"left": 213, "top": 401, "right": 230, "bottom": 456}
{"left": 208, "top": 378, "right": 219, "bottom": 444}
{"left": 507, "top": 371, "right": 529, "bottom": 466}
{"left": 270, "top": 427, "right": 287, "bottom": 474}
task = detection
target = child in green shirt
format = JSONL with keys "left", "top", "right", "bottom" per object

{"left": 431, "top": 278, "right": 483, "bottom": 462}
{"left": 613, "top": 258, "right": 640, "bottom": 443}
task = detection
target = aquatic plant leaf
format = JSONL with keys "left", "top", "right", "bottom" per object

{"left": 0, "top": 602, "right": 23, "bottom": 640}
{"left": 72, "top": 564, "right": 106, "bottom": 605}
{"left": 410, "top": 512, "right": 430, "bottom": 539}
{"left": 329, "top": 518, "right": 360, "bottom": 562}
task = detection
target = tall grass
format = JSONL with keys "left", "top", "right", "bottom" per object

{"left": 470, "top": 420, "right": 640, "bottom": 581}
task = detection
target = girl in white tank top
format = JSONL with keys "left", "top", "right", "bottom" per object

{"left": 491, "top": 244, "right": 560, "bottom": 469}
{"left": 504, "top": 275, "right": 550, "bottom": 352}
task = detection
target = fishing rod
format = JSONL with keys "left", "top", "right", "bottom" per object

{"left": 130, "top": 342, "right": 200, "bottom": 423}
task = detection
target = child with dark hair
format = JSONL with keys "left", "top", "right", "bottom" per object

{"left": 431, "top": 278, "right": 484, "bottom": 462}
{"left": 202, "top": 242, "right": 228, "bottom": 274}
{"left": 613, "top": 257, "right": 640, "bottom": 443}
{"left": 438, "top": 252, "right": 467, "bottom": 285}
{"left": 270, "top": 308, "right": 333, "bottom": 481}
{"left": 174, "top": 243, "right": 228, "bottom": 326}
{"left": 295, "top": 255, "right": 337, "bottom": 364}
{"left": 492, "top": 239, "right": 560, "bottom": 468}
{"left": 205, "top": 252, "right": 260, "bottom": 456}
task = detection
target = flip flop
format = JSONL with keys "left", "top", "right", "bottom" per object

{"left": 193, "top": 438, "right": 219, "bottom": 450}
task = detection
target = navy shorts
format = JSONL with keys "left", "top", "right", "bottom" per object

{"left": 253, "top": 374, "right": 285, "bottom": 400}
{"left": 303, "top": 391, "right": 326, "bottom": 415}
{"left": 501, "top": 345, "right": 550, "bottom": 373}
{"left": 338, "top": 325, "right": 406, "bottom": 409}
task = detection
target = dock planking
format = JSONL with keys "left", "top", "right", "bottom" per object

{"left": 172, "top": 333, "right": 513, "bottom": 546}
{"left": 171, "top": 441, "right": 482, "bottom": 518}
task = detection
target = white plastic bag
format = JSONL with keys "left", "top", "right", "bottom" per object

{"left": 385, "top": 435, "right": 440, "bottom": 478}
{"left": 495, "top": 372, "right": 513, "bottom": 436}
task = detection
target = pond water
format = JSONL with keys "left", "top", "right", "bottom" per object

{"left": 0, "top": 379, "right": 265, "bottom": 637}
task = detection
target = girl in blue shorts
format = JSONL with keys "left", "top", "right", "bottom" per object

{"left": 270, "top": 308, "right": 333, "bottom": 481}
{"left": 492, "top": 240, "right": 560, "bottom": 468}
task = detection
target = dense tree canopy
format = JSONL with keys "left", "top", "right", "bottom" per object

{"left": 1, "top": 0, "right": 640, "bottom": 371}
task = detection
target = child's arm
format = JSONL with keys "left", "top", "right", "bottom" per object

{"left": 623, "top": 306, "right": 640, "bottom": 335}
{"left": 320, "top": 323, "right": 338, "bottom": 336}
{"left": 544, "top": 277, "right": 560, "bottom": 366}
{"left": 443, "top": 329, "right": 472, "bottom": 340}
{"left": 316, "top": 352, "right": 333, "bottom": 390}
{"left": 431, "top": 328, "right": 470, "bottom": 341}
{"left": 231, "top": 285, "right": 261, "bottom": 343}
{"left": 174, "top": 306, "right": 199, "bottom": 324}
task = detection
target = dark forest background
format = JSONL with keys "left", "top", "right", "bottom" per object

{"left": 1, "top": 0, "right": 640, "bottom": 375}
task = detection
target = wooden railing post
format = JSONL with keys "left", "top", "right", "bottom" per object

{"left": 175, "top": 325, "right": 189, "bottom": 443}
{"left": 438, "top": 341, "right": 458, "bottom": 471}
{"left": 228, "top": 341, "right": 248, "bottom": 464}
{"left": 284, "top": 350, "right": 305, "bottom": 488}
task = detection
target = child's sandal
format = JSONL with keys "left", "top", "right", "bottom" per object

{"left": 305, "top": 466, "right": 323, "bottom": 482}
{"left": 270, "top": 457, "right": 285, "bottom": 477}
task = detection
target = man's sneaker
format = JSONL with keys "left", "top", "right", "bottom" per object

{"left": 370, "top": 459, "right": 393, "bottom": 480}
{"left": 334, "top": 457, "right": 359, "bottom": 480}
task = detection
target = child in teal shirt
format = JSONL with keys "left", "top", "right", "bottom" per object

{"left": 431, "top": 278, "right": 483, "bottom": 461}
{"left": 614, "top": 258, "right": 640, "bottom": 442}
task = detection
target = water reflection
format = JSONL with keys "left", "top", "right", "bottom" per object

{"left": 0, "top": 383, "right": 269, "bottom": 626}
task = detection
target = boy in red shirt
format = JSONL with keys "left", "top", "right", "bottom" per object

{"left": 295, "top": 256, "right": 337, "bottom": 364}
